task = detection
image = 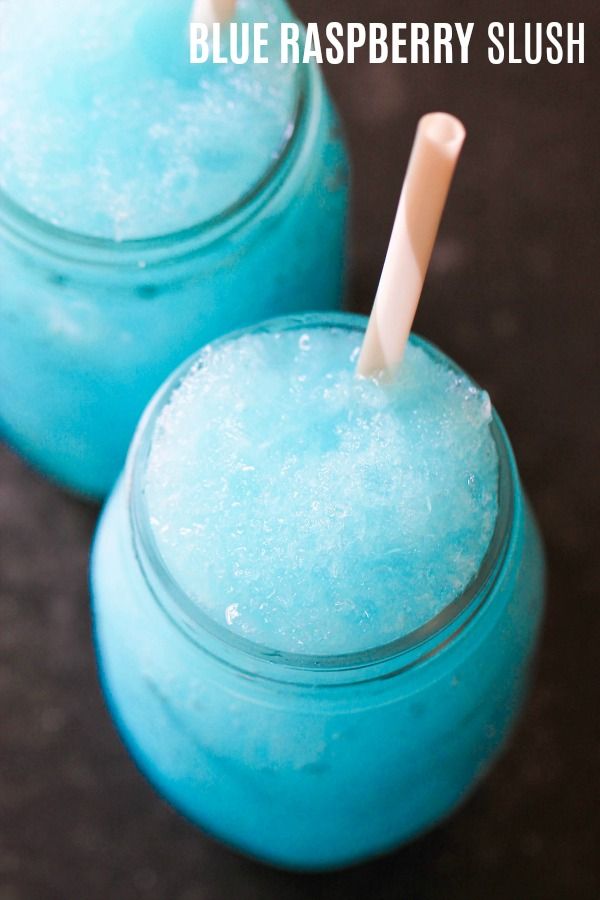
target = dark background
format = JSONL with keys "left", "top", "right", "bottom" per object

{"left": 1, "top": 1, "right": 599, "bottom": 898}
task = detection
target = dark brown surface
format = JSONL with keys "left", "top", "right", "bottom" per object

{"left": 1, "top": 2, "right": 599, "bottom": 898}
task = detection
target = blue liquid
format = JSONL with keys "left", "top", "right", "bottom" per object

{"left": 144, "top": 325, "right": 498, "bottom": 654}
{"left": 0, "top": 1, "right": 349, "bottom": 496}
{"left": 92, "top": 314, "right": 545, "bottom": 868}
{"left": 0, "top": 0, "right": 299, "bottom": 238}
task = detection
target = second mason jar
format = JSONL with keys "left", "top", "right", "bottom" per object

{"left": 0, "top": 1, "right": 349, "bottom": 497}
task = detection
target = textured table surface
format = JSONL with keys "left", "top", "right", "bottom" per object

{"left": 1, "top": 2, "right": 599, "bottom": 898}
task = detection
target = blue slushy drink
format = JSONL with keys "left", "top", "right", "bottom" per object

{"left": 0, "top": 0, "right": 349, "bottom": 495}
{"left": 144, "top": 321, "right": 498, "bottom": 652}
{"left": 92, "top": 313, "right": 545, "bottom": 867}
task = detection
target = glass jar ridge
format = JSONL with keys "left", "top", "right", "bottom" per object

{"left": 126, "top": 312, "right": 517, "bottom": 685}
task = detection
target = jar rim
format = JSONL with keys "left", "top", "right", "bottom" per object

{"left": 126, "top": 312, "right": 518, "bottom": 675}
{"left": 0, "top": 64, "right": 312, "bottom": 266}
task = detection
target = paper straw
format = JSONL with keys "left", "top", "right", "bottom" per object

{"left": 191, "top": 0, "right": 236, "bottom": 27}
{"left": 356, "top": 113, "right": 466, "bottom": 380}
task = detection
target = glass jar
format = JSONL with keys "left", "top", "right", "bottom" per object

{"left": 0, "top": 64, "right": 349, "bottom": 498}
{"left": 91, "top": 313, "right": 545, "bottom": 870}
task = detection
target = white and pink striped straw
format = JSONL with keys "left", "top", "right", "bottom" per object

{"left": 191, "top": 0, "right": 236, "bottom": 27}
{"left": 357, "top": 112, "right": 466, "bottom": 380}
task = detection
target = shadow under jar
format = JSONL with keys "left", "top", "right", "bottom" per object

{"left": 0, "top": 62, "right": 349, "bottom": 498}
{"left": 91, "top": 313, "right": 545, "bottom": 870}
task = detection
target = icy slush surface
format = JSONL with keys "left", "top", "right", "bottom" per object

{"left": 144, "top": 327, "right": 499, "bottom": 654}
{"left": 0, "top": 0, "right": 297, "bottom": 239}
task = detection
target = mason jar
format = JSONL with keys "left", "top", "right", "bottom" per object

{"left": 0, "top": 62, "right": 349, "bottom": 497}
{"left": 91, "top": 313, "right": 545, "bottom": 869}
